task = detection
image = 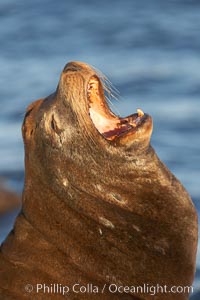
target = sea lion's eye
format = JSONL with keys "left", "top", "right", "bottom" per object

{"left": 51, "top": 114, "right": 63, "bottom": 135}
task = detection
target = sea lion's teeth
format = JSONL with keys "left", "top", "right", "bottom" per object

{"left": 129, "top": 122, "right": 137, "bottom": 127}
{"left": 137, "top": 108, "right": 144, "bottom": 117}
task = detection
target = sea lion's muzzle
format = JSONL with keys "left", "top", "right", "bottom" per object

{"left": 23, "top": 61, "right": 153, "bottom": 152}
{"left": 60, "top": 61, "right": 153, "bottom": 149}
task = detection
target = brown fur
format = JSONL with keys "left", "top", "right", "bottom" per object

{"left": 0, "top": 62, "right": 198, "bottom": 299}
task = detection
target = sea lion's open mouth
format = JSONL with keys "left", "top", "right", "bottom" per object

{"left": 87, "top": 75, "right": 146, "bottom": 141}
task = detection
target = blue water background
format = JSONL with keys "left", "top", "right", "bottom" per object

{"left": 0, "top": 0, "right": 199, "bottom": 297}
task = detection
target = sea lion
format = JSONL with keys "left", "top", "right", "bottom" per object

{"left": 0, "top": 61, "right": 198, "bottom": 300}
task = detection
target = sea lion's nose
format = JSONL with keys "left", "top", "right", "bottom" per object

{"left": 63, "top": 62, "right": 84, "bottom": 73}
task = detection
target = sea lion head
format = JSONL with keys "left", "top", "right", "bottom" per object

{"left": 21, "top": 61, "right": 197, "bottom": 295}
{"left": 58, "top": 61, "right": 153, "bottom": 150}
{"left": 22, "top": 61, "right": 157, "bottom": 200}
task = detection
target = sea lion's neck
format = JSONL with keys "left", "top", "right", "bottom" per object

{"left": 1, "top": 154, "right": 197, "bottom": 299}
{"left": 20, "top": 152, "right": 162, "bottom": 269}
{"left": 21, "top": 175, "right": 138, "bottom": 280}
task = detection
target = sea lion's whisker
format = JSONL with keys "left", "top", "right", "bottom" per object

{"left": 92, "top": 66, "right": 120, "bottom": 101}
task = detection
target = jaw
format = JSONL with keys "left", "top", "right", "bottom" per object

{"left": 87, "top": 75, "right": 152, "bottom": 147}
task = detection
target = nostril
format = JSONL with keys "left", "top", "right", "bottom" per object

{"left": 63, "top": 63, "right": 83, "bottom": 73}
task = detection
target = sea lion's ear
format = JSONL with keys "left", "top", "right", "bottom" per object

{"left": 22, "top": 99, "right": 44, "bottom": 141}
{"left": 23, "top": 98, "right": 44, "bottom": 120}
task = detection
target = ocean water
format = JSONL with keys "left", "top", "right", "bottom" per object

{"left": 0, "top": 0, "right": 199, "bottom": 298}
